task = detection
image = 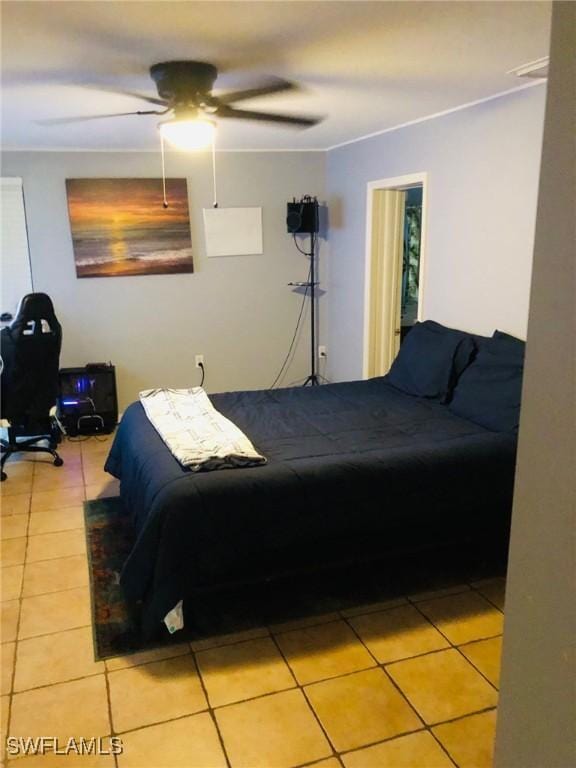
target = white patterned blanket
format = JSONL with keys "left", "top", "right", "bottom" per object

{"left": 139, "top": 387, "right": 267, "bottom": 472}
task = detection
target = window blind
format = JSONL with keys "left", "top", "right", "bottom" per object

{"left": 1, "top": 177, "right": 33, "bottom": 320}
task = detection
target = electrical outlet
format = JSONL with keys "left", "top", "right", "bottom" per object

{"left": 318, "top": 345, "right": 327, "bottom": 359}
{"left": 195, "top": 355, "right": 204, "bottom": 369}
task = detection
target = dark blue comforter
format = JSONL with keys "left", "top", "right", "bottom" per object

{"left": 105, "top": 378, "right": 517, "bottom": 633}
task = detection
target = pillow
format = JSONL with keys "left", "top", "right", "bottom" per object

{"left": 449, "top": 336, "right": 525, "bottom": 431}
{"left": 493, "top": 329, "right": 526, "bottom": 352}
{"left": 468, "top": 331, "right": 493, "bottom": 352}
{"left": 386, "top": 320, "right": 476, "bottom": 400}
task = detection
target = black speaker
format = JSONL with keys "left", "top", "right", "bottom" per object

{"left": 57, "top": 364, "right": 118, "bottom": 436}
{"left": 287, "top": 198, "right": 319, "bottom": 234}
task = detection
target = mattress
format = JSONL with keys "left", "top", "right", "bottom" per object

{"left": 105, "top": 377, "right": 517, "bottom": 634}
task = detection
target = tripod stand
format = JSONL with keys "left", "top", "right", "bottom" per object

{"left": 286, "top": 196, "right": 321, "bottom": 387}
{"left": 288, "top": 229, "right": 319, "bottom": 386}
{"left": 303, "top": 230, "right": 320, "bottom": 386}
{"left": 288, "top": 233, "right": 319, "bottom": 386}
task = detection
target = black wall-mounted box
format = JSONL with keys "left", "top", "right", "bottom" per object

{"left": 286, "top": 199, "right": 319, "bottom": 234}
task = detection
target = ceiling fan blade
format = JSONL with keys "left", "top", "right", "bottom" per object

{"left": 218, "top": 79, "right": 297, "bottom": 105}
{"left": 218, "top": 105, "right": 321, "bottom": 128}
{"left": 79, "top": 85, "right": 169, "bottom": 107}
{"left": 36, "top": 110, "right": 166, "bottom": 126}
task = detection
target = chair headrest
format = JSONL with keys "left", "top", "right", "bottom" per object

{"left": 13, "top": 293, "right": 57, "bottom": 322}
{"left": 9, "top": 293, "right": 60, "bottom": 338}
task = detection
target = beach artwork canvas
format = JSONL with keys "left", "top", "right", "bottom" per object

{"left": 66, "top": 178, "right": 193, "bottom": 278}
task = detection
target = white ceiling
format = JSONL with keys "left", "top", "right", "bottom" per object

{"left": 1, "top": 1, "right": 551, "bottom": 151}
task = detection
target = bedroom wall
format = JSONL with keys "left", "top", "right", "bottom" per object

{"left": 494, "top": 3, "right": 575, "bottom": 765}
{"left": 0, "top": 150, "right": 325, "bottom": 409}
{"left": 325, "top": 83, "right": 546, "bottom": 383}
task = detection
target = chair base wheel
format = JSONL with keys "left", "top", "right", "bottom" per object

{"left": 53, "top": 457, "right": 64, "bottom": 467}
{"left": 1, "top": 472, "right": 6, "bottom": 482}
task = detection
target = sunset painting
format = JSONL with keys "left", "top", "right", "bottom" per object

{"left": 66, "top": 178, "right": 193, "bottom": 278}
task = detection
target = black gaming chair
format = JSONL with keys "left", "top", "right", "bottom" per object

{"left": 1, "top": 293, "right": 64, "bottom": 481}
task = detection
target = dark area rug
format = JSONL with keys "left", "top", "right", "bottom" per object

{"left": 85, "top": 497, "right": 507, "bottom": 661}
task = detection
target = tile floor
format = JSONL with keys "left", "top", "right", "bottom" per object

{"left": 1, "top": 434, "right": 506, "bottom": 768}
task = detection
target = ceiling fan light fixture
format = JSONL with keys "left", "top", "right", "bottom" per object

{"left": 159, "top": 117, "right": 215, "bottom": 150}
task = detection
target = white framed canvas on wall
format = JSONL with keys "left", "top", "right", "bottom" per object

{"left": 203, "top": 207, "right": 263, "bottom": 257}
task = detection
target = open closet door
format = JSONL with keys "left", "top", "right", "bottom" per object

{"left": 1, "top": 178, "right": 33, "bottom": 323}
{"left": 366, "top": 188, "right": 406, "bottom": 377}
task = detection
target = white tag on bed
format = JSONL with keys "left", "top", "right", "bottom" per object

{"left": 163, "top": 600, "right": 184, "bottom": 634}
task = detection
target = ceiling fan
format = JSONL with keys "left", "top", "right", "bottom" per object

{"left": 39, "top": 61, "right": 321, "bottom": 147}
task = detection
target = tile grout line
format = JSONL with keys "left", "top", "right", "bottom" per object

{"left": 18, "top": 581, "right": 90, "bottom": 601}
{"left": 271, "top": 616, "right": 343, "bottom": 637}
{"left": 468, "top": 583, "right": 505, "bottom": 614}
{"left": 334, "top": 726, "right": 452, "bottom": 765}
{"left": 110, "top": 708, "right": 210, "bottom": 738}
{"left": 105, "top": 645, "right": 192, "bottom": 671}
{"left": 292, "top": 756, "right": 343, "bottom": 768}
{"left": 342, "top": 601, "right": 489, "bottom": 767}
{"left": 336, "top": 601, "right": 408, "bottom": 621}
{"left": 457, "top": 632, "right": 503, "bottom": 649}
{"left": 11, "top": 667, "right": 105, "bottom": 696}
{"left": 398, "top": 596, "right": 489, "bottom": 768}
{"left": 405, "top": 584, "right": 472, "bottom": 604}
{"left": 85, "top": 444, "right": 119, "bottom": 768}
{"left": 102, "top": 657, "right": 119, "bottom": 768}
{"left": 455, "top": 650, "right": 500, "bottom": 691}
{"left": 20, "top": 549, "right": 88, "bottom": 568}
{"left": 408, "top": 599, "right": 501, "bottom": 694}
{"left": 426, "top": 726, "right": 460, "bottom": 767}
{"left": 379, "top": 664, "right": 459, "bottom": 768}
{"left": 401, "top": 594, "right": 502, "bottom": 763}
{"left": 8, "top": 622, "right": 93, "bottom": 644}
{"left": 188, "top": 628, "right": 272, "bottom": 653}
{"left": 4, "top": 484, "right": 32, "bottom": 761}
{"left": 80, "top": 443, "right": 88, "bottom": 489}
{"left": 422, "top": 703, "right": 498, "bottom": 768}
{"left": 273, "top": 611, "right": 488, "bottom": 766}
{"left": 267, "top": 630, "right": 341, "bottom": 763}
{"left": 207, "top": 681, "right": 299, "bottom": 713}
{"left": 425, "top": 704, "right": 498, "bottom": 730}
{"left": 341, "top": 611, "right": 433, "bottom": 728}
{"left": 188, "top": 651, "right": 232, "bottom": 768}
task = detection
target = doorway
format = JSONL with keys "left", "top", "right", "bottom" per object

{"left": 363, "top": 173, "right": 427, "bottom": 378}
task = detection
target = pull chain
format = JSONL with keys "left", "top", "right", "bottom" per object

{"left": 160, "top": 134, "right": 168, "bottom": 208}
{"left": 211, "top": 135, "right": 218, "bottom": 208}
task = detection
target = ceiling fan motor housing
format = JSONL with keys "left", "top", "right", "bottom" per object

{"left": 150, "top": 61, "right": 218, "bottom": 104}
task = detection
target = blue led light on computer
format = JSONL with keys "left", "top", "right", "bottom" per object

{"left": 74, "top": 376, "right": 92, "bottom": 394}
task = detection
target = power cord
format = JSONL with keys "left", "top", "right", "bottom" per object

{"left": 198, "top": 362, "right": 205, "bottom": 387}
{"left": 66, "top": 434, "right": 109, "bottom": 443}
{"left": 293, "top": 232, "right": 318, "bottom": 257}
{"left": 269, "top": 264, "right": 312, "bottom": 389}
{"left": 293, "top": 233, "right": 310, "bottom": 256}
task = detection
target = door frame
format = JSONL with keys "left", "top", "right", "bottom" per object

{"left": 362, "top": 172, "right": 429, "bottom": 378}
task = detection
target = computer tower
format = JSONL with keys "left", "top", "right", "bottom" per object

{"left": 58, "top": 364, "right": 118, "bottom": 436}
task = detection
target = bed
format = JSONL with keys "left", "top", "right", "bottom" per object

{"left": 105, "top": 341, "right": 520, "bottom": 637}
